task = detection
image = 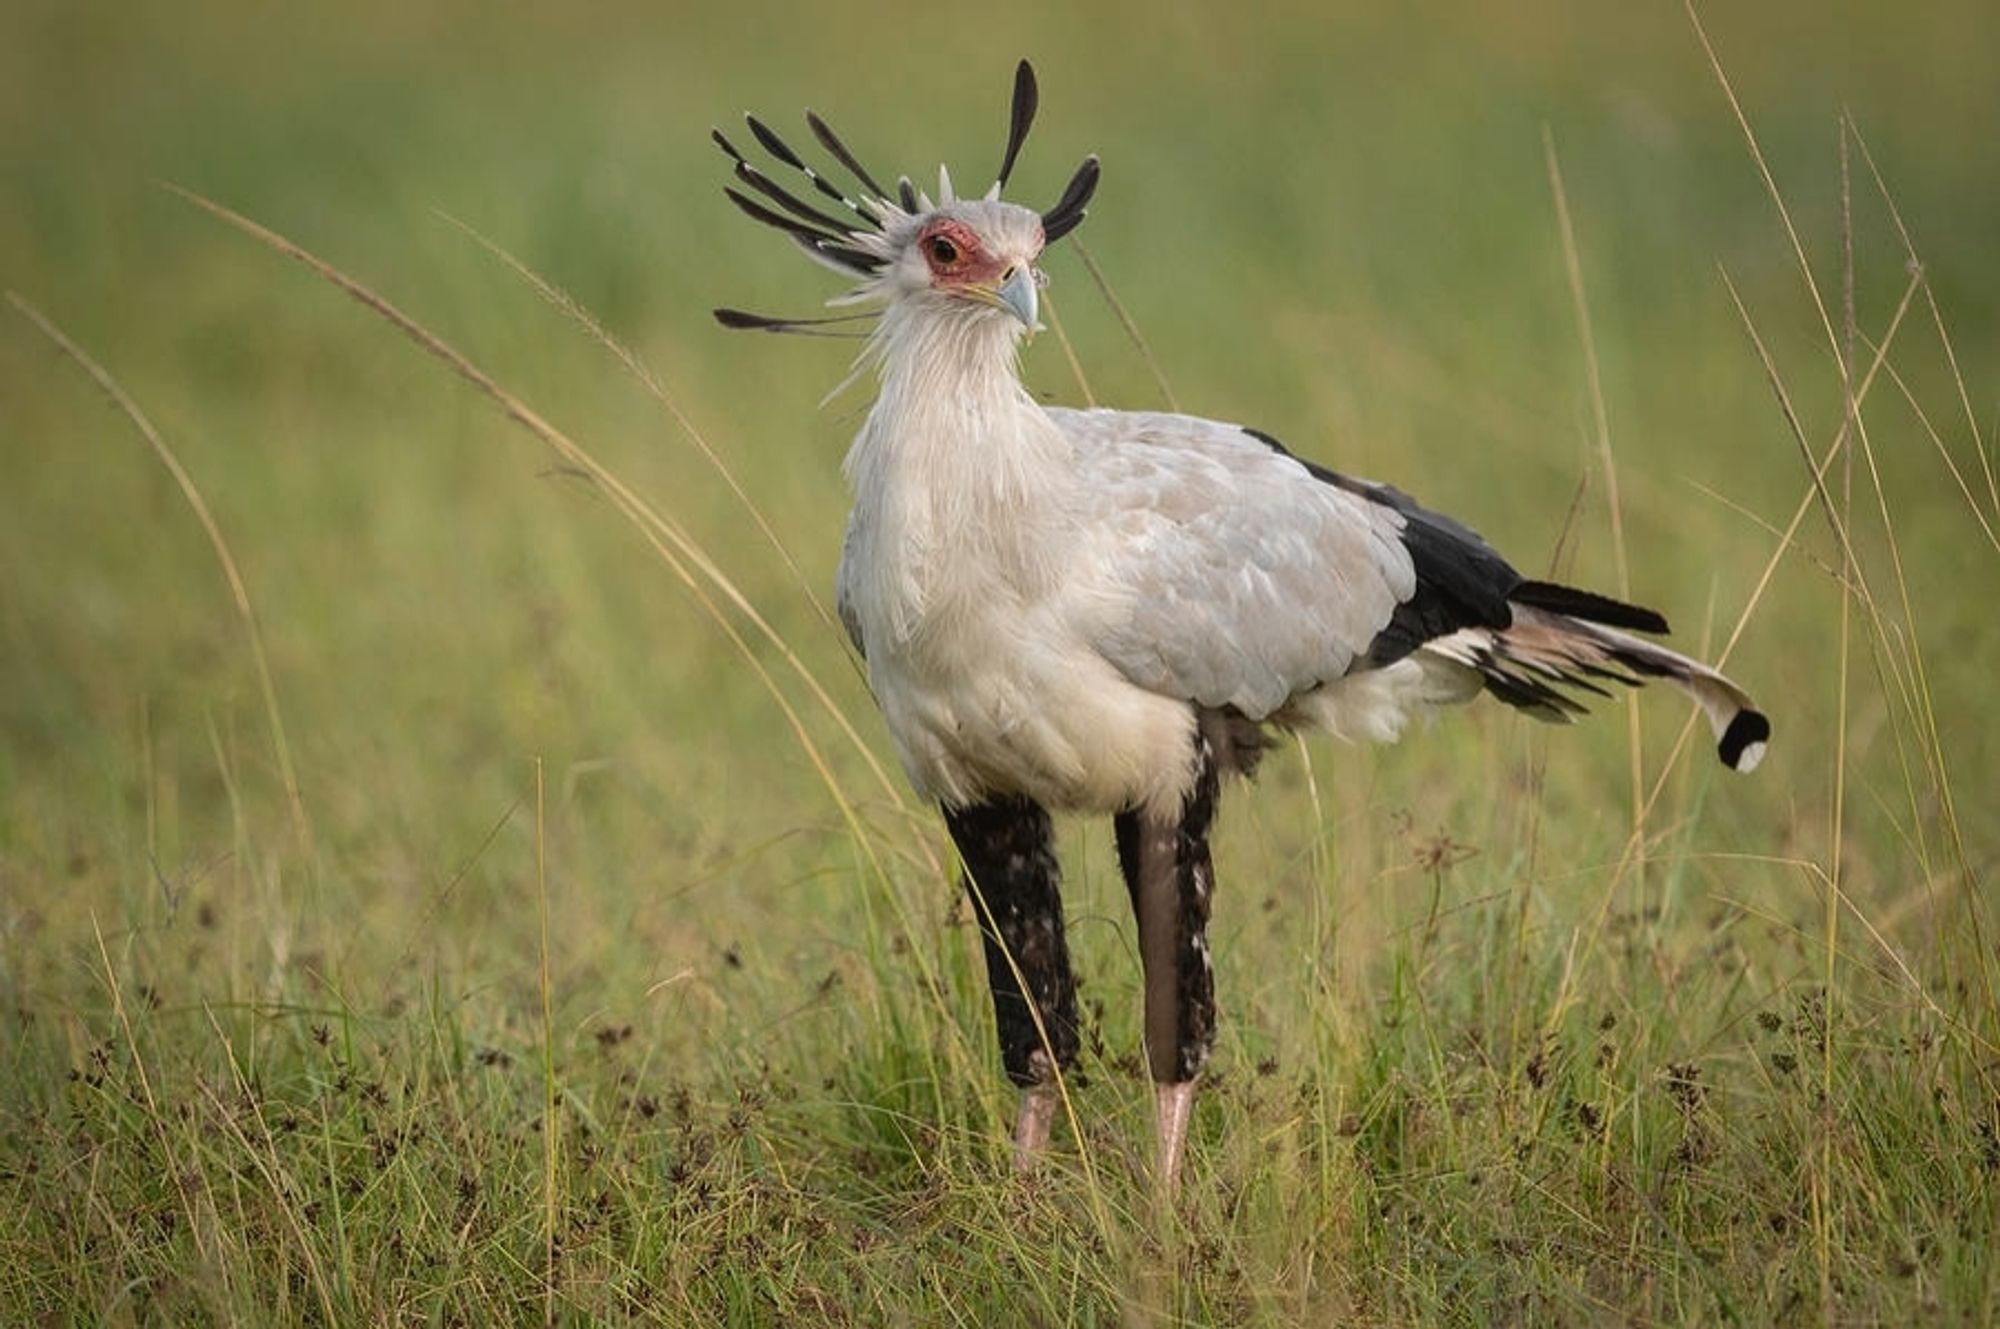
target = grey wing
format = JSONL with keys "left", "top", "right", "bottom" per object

{"left": 1056, "top": 409, "right": 1418, "bottom": 718}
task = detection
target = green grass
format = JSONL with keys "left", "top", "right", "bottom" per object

{"left": 3, "top": 1, "right": 1997, "bottom": 1322}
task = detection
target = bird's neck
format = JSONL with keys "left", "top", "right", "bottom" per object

{"left": 842, "top": 304, "right": 1077, "bottom": 633}
{"left": 847, "top": 304, "right": 1075, "bottom": 534}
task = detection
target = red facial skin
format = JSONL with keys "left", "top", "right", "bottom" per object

{"left": 918, "top": 217, "right": 1041, "bottom": 288}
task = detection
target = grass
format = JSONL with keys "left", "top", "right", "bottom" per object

{"left": 3, "top": 0, "right": 1997, "bottom": 1322}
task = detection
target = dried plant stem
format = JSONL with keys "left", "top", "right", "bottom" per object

{"left": 534, "top": 757, "right": 558, "bottom": 1327}
{"left": 435, "top": 212, "right": 849, "bottom": 657}
{"left": 1544, "top": 127, "right": 1643, "bottom": 846}
{"left": 162, "top": 181, "right": 975, "bottom": 1075}
{"left": 1039, "top": 287, "right": 1097, "bottom": 408}
{"left": 9, "top": 293, "right": 314, "bottom": 853}
{"left": 1073, "top": 238, "right": 1179, "bottom": 411}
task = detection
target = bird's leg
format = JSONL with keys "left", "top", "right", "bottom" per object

{"left": 1115, "top": 736, "right": 1221, "bottom": 1193}
{"left": 1013, "top": 1077, "right": 1059, "bottom": 1161}
{"left": 943, "top": 797, "right": 1078, "bottom": 1172}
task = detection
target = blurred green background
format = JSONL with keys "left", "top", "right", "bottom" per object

{"left": 5, "top": 0, "right": 1993, "bottom": 915}
{"left": 1, "top": 0, "right": 1996, "bottom": 1317}
{"left": 7, "top": 0, "right": 1999, "bottom": 1073}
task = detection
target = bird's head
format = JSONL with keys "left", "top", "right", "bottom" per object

{"left": 879, "top": 200, "right": 1048, "bottom": 331}
{"left": 713, "top": 60, "right": 1099, "bottom": 341}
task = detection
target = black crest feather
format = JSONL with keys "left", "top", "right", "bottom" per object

{"left": 720, "top": 118, "right": 876, "bottom": 228}
{"left": 1041, "top": 154, "right": 1100, "bottom": 243}
{"left": 806, "top": 110, "right": 892, "bottom": 202}
{"left": 719, "top": 58, "right": 1100, "bottom": 336}
{"left": 997, "top": 60, "right": 1039, "bottom": 190}
{"left": 711, "top": 127, "right": 747, "bottom": 165}
{"left": 745, "top": 114, "right": 807, "bottom": 172}
{"left": 713, "top": 307, "right": 874, "bottom": 337}
{"left": 721, "top": 186, "right": 876, "bottom": 274}
{"left": 722, "top": 185, "right": 838, "bottom": 248}
{"left": 731, "top": 160, "right": 856, "bottom": 237}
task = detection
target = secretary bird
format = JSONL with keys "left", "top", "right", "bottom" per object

{"left": 714, "top": 61, "right": 1769, "bottom": 1189}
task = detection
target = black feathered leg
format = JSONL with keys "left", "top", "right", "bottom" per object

{"left": 1115, "top": 734, "right": 1221, "bottom": 1190}
{"left": 943, "top": 797, "right": 1079, "bottom": 1169}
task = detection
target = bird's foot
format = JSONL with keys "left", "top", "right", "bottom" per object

{"left": 1012, "top": 1081, "right": 1059, "bottom": 1173}
{"left": 1155, "top": 1080, "right": 1196, "bottom": 1193}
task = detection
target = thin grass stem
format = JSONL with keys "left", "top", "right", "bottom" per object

{"left": 8, "top": 293, "right": 314, "bottom": 853}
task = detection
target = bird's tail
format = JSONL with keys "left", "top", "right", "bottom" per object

{"left": 1418, "top": 585, "right": 1770, "bottom": 772}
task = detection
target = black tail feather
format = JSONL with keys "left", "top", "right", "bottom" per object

{"left": 1465, "top": 604, "right": 1770, "bottom": 772}
{"left": 1509, "top": 580, "right": 1669, "bottom": 635}
{"left": 1720, "top": 710, "right": 1773, "bottom": 770}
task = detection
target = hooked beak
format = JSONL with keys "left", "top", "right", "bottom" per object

{"left": 995, "top": 264, "right": 1040, "bottom": 331}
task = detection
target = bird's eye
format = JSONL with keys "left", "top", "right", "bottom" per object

{"left": 925, "top": 234, "right": 960, "bottom": 265}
